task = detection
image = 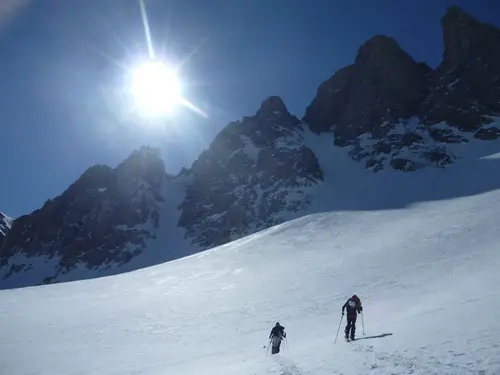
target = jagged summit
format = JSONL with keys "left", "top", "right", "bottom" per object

{"left": 304, "top": 33, "right": 429, "bottom": 146}
{"left": 116, "top": 146, "right": 162, "bottom": 171}
{"left": 0, "top": 146, "right": 168, "bottom": 286}
{"left": 256, "top": 96, "right": 291, "bottom": 118}
{"left": 355, "top": 35, "right": 413, "bottom": 66}
{"left": 127, "top": 145, "right": 161, "bottom": 159}
{"left": 441, "top": 6, "right": 500, "bottom": 70}
{"left": 442, "top": 5, "right": 477, "bottom": 26}
{"left": 178, "top": 93, "right": 322, "bottom": 248}
{"left": 303, "top": 5, "right": 500, "bottom": 171}
{"left": 419, "top": 5, "right": 500, "bottom": 132}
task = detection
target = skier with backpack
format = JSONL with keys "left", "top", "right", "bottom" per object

{"left": 342, "top": 295, "right": 363, "bottom": 340}
{"left": 269, "top": 322, "right": 286, "bottom": 354}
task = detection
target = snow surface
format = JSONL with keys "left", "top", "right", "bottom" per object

{"left": 2, "top": 133, "right": 500, "bottom": 374}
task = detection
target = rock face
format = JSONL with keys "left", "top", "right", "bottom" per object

{"left": 0, "top": 212, "right": 13, "bottom": 249}
{"left": 422, "top": 6, "right": 500, "bottom": 133}
{"left": 178, "top": 96, "right": 323, "bottom": 248}
{"left": 304, "top": 36, "right": 431, "bottom": 143}
{"left": 304, "top": 6, "right": 500, "bottom": 172}
{"left": 0, "top": 146, "right": 167, "bottom": 284}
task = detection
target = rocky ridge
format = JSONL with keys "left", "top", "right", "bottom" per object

{"left": 0, "top": 146, "right": 167, "bottom": 284}
{"left": 303, "top": 6, "right": 500, "bottom": 172}
{"left": 178, "top": 96, "right": 323, "bottom": 247}
{"left": 1, "top": 6, "right": 500, "bottom": 288}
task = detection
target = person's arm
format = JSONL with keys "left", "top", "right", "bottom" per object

{"left": 342, "top": 301, "right": 348, "bottom": 314}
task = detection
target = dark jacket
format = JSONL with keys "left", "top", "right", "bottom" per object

{"left": 269, "top": 324, "right": 286, "bottom": 339}
{"left": 342, "top": 297, "right": 362, "bottom": 317}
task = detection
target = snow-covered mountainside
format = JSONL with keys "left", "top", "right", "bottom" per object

{"left": 0, "top": 211, "right": 13, "bottom": 248}
{"left": 303, "top": 6, "right": 500, "bottom": 172}
{"left": 178, "top": 96, "right": 323, "bottom": 248}
{"left": 2, "top": 141, "right": 500, "bottom": 375}
{"left": 2, "top": 5, "right": 500, "bottom": 288}
{"left": 0, "top": 146, "right": 200, "bottom": 287}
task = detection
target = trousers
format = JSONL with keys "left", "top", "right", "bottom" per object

{"left": 345, "top": 314, "right": 357, "bottom": 339}
{"left": 271, "top": 335, "right": 282, "bottom": 354}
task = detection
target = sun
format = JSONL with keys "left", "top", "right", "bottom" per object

{"left": 130, "top": 60, "right": 182, "bottom": 118}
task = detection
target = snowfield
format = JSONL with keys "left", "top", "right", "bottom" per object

{"left": 2, "top": 195, "right": 500, "bottom": 373}
{"left": 2, "top": 134, "right": 500, "bottom": 374}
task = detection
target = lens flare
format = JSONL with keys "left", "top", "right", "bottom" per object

{"left": 130, "top": 60, "right": 181, "bottom": 118}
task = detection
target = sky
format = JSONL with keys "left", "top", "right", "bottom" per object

{"left": 1, "top": 0, "right": 499, "bottom": 218}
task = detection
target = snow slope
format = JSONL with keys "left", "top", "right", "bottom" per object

{"left": 2, "top": 140, "right": 500, "bottom": 375}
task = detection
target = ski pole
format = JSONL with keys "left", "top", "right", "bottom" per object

{"left": 334, "top": 314, "right": 344, "bottom": 343}
{"left": 361, "top": 311, "right": 365, "bottom": 336}
{"left": 285, "top": 337, "right": 289, "bottom": 353}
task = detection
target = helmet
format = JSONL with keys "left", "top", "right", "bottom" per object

{"left": 276, "top": 322, "right": 280, "bottom": 326}
{"left": 352, "top": 295, "right": 359, "bottom": 301}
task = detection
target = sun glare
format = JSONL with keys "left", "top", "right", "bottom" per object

{"left": 130, "top": 60, "right": 182, "bottom": 118}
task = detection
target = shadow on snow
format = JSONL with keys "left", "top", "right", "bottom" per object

{"left": 356, "top": 333, "right": 394, "bottom": 341}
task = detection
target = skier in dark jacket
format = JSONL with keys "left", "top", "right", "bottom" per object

{"left": 342, "top": 295, "right": 363, "bottom": 340}
{"left": 269, "top": 322, "right": 286, "bottom": 354}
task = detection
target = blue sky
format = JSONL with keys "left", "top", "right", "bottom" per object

{"left": 1, "top": 0, "right": 499, "bottom": 217}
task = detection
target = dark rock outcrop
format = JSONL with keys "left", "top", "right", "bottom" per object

{"left": 338, "top": 36, "right": 430, "bottom": 146}
{"left": 302, "top": 65, "right": 354, "bottom": 134}
{"left": 0, "top": 146, "right": 167, "bottom": 284}
{"left": 304, "top": 6, "right": 500, "bottom": 171}
{"left": 178, "top": 96, "right": 323, "bottom": 248}
{"left": 0, "top": 212, "right": 13, "bottom": 249}
{"left": 422, "top": 6, "right": 500, "bottom": 132}
{"left": 304, "top": 35, "right": 431, "bottom": 145}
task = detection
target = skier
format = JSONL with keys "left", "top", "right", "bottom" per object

{"left": 269, "top": 322, "right": 286, "bottom": 354}
{"left": 342, "top": 295, "right": 363, "bottom": 340}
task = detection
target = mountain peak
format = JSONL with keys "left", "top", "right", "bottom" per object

{"left": 115, "top": 146, "right": 164, "bottom": 175}
{"left": 355, "top": 34, "right": 416, "bottom": 68}
{"left": 358, "top": 35, "right": 400, "bottom": 52}
{"left": 123, "top": 146, "right": 161, "bottom": 163}
{"left": 256, "top": 96, "right": 290, "bottom": 118}
{"left": 304, "top": 33, "right": 428, "bottom": 141}
{"left": 443, "top": 5, "right": 477, "bottom": 24}
{"left": 441, "top": 6, "right": 500, "bottom": 69}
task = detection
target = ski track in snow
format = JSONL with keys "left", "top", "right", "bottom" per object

{"left": 2, "top": 131, "right": 500, "bottom": 374}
